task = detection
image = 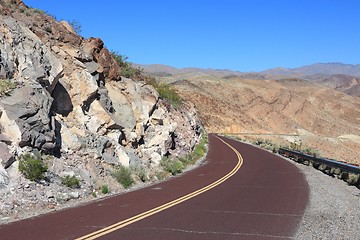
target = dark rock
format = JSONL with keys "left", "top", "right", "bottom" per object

{"left": 0, "top": 86, "right": 56, "bottom": 152}
{"left": 0, "top": 142, "right": 15, "bottom": 168}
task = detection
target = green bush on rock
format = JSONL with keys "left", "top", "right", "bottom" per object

{"left": 18, "top": 153, "right": 48, "bottom": 182}
{"left": 112, "top": 165, "right": 134, "bottom": 189}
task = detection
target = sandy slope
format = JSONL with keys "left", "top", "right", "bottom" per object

{"left": 163, "top": 75, "right": 360, "bottom": 165}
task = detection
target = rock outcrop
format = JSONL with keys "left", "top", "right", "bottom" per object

{"left": 0, "top": 0, "right": 201, "bottom": 198}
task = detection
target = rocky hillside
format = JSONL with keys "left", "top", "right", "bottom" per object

{"left": 314, "top": 74, "right": 360, "bottom": 97}
{"left": 0, "top": 0, "right": 201, "bottom": 222}
{"left": 154, "top": 73, "right": 360, "bottom": 165}
{"left": 140, "top": 63, "right": 360, "bottom": 97}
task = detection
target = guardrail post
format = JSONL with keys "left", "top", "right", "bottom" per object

{"left": 278, "top": 148, "right": 360, "bottom": 188}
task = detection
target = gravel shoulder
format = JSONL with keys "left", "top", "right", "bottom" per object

{"left": 282, "top": 157, "right": 360, "bottom": 239}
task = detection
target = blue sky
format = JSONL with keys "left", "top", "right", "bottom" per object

{"left": 23, "top": 0, "right": 360, "bottom": 72}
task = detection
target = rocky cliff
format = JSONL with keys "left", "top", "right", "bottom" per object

{"left": 0, "top": 0, "right": 201, "bottom": 221}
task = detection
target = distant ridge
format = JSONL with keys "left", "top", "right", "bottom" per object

{"left": 134, "top": 63, "right": 243, "bottom": 77}
{"left": 137, "top": 62, "right": 360, "bottom": 78}
{"left": 138, "top": 62, "right": 360, "bottom": 97}
{"left": 261, "top": 63, "right": 360, "bottom": 77}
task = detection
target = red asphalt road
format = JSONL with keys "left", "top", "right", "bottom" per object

{"left": 0, "top": 134, "right": 309, "bottom": 240}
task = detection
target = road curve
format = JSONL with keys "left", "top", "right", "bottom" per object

{"left": 0, "top": 134, "right": 309, "bottom": 239}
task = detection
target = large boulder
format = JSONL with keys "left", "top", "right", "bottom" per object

{"left": 0, "top": 86, "right": 55, "bottom": 151}
{"left": 82, "top": 38, "right": 121, "bottom": 81}
{"left": 0, "top": 142, "right": 14, "bottom": 168}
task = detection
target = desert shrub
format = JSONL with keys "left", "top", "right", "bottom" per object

{"left": 111, "top": 51, "right": 143, "bottom": 79}
{"left": 155, "top": 171, "right": 166, "bottom": 181}
{"left": 68, "top": 20, "right": 82, "bottom": 34}
{"left": 290, "top": 141, "right": 303, "bottom": 151}
{"left": 192, "top": 144, "right": 204, "bottom": 159}
{"left": 156, "top": 83, "right": 182, "bottom": 108}
{"left": 0, "top": 80, "right": 16, "bottom": 97}
{"left": 190, "top": 133, "right": 208, "bottom": 160}
{"left": 19, "top": 6, "right": 25, "bottom": 13}
{"left": 272, "top": 145, "right": 280, "bottom": 153}
{"left": 177, "top": 132, "right": 208, "bottom": 167}
{"left": 303, "top": 147, "right": 320, "bottom": 157}
{"left": 178, "top": 156, "right": 192, "bottom": 165}
{"left": 161, "top": 157, "right": 184, "bottom": 175}
{"left": 44, "top": 26, "right": 52, "bottom": 33}
{"left": 18, "top": 153, "right": 48, "bottom": 182}
{"left": 112, "top": 165, "right": 134, "bottom": 188}
{"left": 132, "top": 165, "right": 147, "bottom": 182}
{"left": 61, "top": 175, "right": 80, "bottom": 188}
{"left": 148, "top": 78, "right": 182, "bottom": 108}
{"left": 159, "top": 132, "right": 208, "bottom": 177}
{"left": 101, "top": 184, "right": 110, "bottom": 194}
{"left": 33, "top": 8, "right": 45, "bottom": 14}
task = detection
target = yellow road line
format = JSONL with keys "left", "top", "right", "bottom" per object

{"left": 76, "top": 136, "right": 243, "bottom": 240}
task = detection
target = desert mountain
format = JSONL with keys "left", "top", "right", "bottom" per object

{"left": 140, "top": 63, "right": 360, "bottom": 97}
{"left": 0, "top": 0, "right": 201, "bottom": 222}
{"left": 139, "top": 62, "right": 360, "bottom": 78}
{"left": 262, "top": 63, "right": 360, "bottom": 77}
{"left": 136, "top": 63, "right": 244, "bottom": 78}
{"left": 152, "top": 73, "right": 360, "bottom": 165}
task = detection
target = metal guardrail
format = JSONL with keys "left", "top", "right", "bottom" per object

{"left": 279, "top": 148, "right": 360, "bottom": 175}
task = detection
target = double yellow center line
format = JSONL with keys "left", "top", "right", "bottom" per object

{"left": 76, "top": 136, "right": 243, "bottom": 240}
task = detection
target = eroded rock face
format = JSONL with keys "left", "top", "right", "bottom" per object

{"left": 0, "top": 86, "right": 56, "bottom": 152}
{"left": 0, "top": 164, "right": 9, "bottom": 188}
{"left": 0, "top": 1, "right": 201, "bottom": 190}
{"left": 0, "top": 16, "right": 63, "bottom": 92}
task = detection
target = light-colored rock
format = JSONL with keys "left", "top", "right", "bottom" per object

{"left": 150, "top": 107, "right": 165, "bottom": 125}
{"left": 0, "top": 164, "right": 9, "bottom": 187}
{"left": 0, "top": 133, "right": 12, "bottom": 145}
{"left": 0, "top": 110, "right": 21, "bottom": 145}
{"left": 84, "top": 61, "right": 99, "bottom": 74}
{"left": 150, "top": 152, "right": 162, "bottom": 165}
{"left": 1, "top": 203, "right": 14, "bottom": 211}
{"left": 102, "top": 143, "right": 130, "bottom": 167}
{"left": 60, "top": 45, "right": 80, "bottom": 58}
{"left": 106, "top": 82, "right": 136, "bottom": 129}
{"left": 87, "top": 100, "right": 116, "bottom": 135}
{"left": 51, "top": 46, "right": 60, "bottom": 54}
{"left": 60, "top": 171, "right": 75, "bottom": 178}
{"left": 57, "top": 192, "right": 79, "bottom": 202}
{"left": 115, "top": 145, "right": 130, "bottom": 166}
{"left": 67, "top": 69, "right": 98, "bottom": 106}
{"left": 58, "top": 123, "right": 82, "bottom": 151}
{"left": 45, "top": 190, "right": 54, "bottom": 199}
{"left": 60, "top": 20, "right": 76, "bottom": 34}
{"left": 68, "top": 191, "right": 80, "bottom": 199}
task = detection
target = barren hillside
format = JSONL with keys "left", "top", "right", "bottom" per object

{"left": 161, "top": 74, "right": 360, "bottom": 165}
{"left": 315, "top": 74, "right": 360, "bottom": 97}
